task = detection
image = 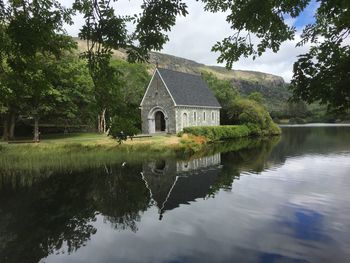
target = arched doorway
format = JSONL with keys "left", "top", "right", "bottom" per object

{"left": 182, "top": 112, "right": 188, "bottom": 130}
{"left": 155, "top": 111, "right": 166, "bottom": 132}
{"left": 147, "top": 107, "right": 168, "bottom": 133}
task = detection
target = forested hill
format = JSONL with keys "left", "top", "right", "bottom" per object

{"left": 148, "top": 52, "right": 291, "bottom": 112}
{"left": 74, "top": 37, "right": 291, "bottom": 111}
{"left": 76, "top": 38, "right": 344, "bottom": 123}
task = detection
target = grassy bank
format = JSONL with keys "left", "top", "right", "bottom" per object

{"left": 0, "top": 132, "right": 280, "bottom": 178}
{"left": 0, "top": 133, "right": 207, "bottom": 173}
{"left": 0, "top": 133, "right": 185, "bottom": 150}
{"left": 0, "top": 129, "right": 282, "bottom": 177}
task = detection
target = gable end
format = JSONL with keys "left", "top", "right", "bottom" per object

{"left": 140, "top": 69, "right": 177, "bottom": 107}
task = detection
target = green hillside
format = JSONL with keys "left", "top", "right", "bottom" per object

{"left": 74, "top": 38, "right": 348, "bottom": 123}
{"left": 74, "top": 38, "right": 290, "bottom": 111}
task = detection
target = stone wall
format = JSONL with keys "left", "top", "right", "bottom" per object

{"left": 140, "top": 71, "right": 176, "bottom": 134}
{"left": 175, "top": 107, "right": 220, "bottom": 133}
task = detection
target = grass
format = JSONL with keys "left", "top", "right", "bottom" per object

{"left": 0, "top": 133, "right": 190, "bottom": 163}
{"left": 0, "top": 133, "right": 205, "bottom": 175}
{"left": 0, "top": 133, "right": 182, "bottom": 148}
{"left": 0, "top": 132, "right": 281, "bottom": 182}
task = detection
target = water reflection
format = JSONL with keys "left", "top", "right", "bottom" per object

{"left": 142, "top": 154, "right": 222, "bottom": 219}
{"left": 269, "top": 126, "right": 350, "bottom": 163}
{"left": 0, "top": 163, "right": 151, "bottom": 263}
{"left": 0, "top": 126, "right": 350, "bottom": 262}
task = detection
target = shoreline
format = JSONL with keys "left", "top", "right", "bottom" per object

{"left": 0, "top": 132, "right": 281, "bottom": 175}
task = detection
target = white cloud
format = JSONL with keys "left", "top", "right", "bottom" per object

{"left": 62, "top": 0, "right": 312, "bottom": 82}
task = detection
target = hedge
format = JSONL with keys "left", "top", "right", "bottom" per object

{"left": 182, "top": 125, "right": 249, "bottom": 141}
{"left": 182, "top": 124, "right": 280, "bottom": 141}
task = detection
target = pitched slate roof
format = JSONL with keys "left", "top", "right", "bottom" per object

{"left": 157, "top": 68, "right": 221, "bottom": 108}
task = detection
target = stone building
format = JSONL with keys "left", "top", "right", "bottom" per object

{"left": 140, "top": 68, "right": 221, "bottom": 134}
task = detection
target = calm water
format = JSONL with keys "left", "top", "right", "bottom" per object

{"left": 1, "top": 126, "right": 350, "bottom": 263}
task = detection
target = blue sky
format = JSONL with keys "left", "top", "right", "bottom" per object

{"left": 293, "top": 0, "right": 319, "bottom": 29}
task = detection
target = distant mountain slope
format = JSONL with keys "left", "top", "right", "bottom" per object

{"left": 74, "top": 38, "right": 291, "bottom": 111}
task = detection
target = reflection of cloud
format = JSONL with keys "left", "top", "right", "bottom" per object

{"left": 258, "top": 252, "right": 310, "bottom": 263}
{"left": 280, "top": 206, "right": 331, "bottom": 242}
{"left": 43, "top": 153, "right": 350, "bottom": 263}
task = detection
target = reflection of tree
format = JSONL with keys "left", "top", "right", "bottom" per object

{"left": 268, "top": 127, "right": 311, "bottom": 164}
{"left": 92, "top": 164, "right": 151, "bottom": 232}
{"left": 208, "top": 137, "right": 280, "bottom": 196}
{"left": 181, "top": 137, "right": 257, "bottom": 160}
{"left": 269, "top": 126, "right": 350, "bottom": 163}
{"left": 0, "top": 170, "right": 97, "bottom": 263}
{"left": 236, "top": 136, "right": 281, "bottom": 173}
{"left": 0, "top": 163, "right": 151, "bottom": 263}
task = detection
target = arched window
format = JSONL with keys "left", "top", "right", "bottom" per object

{"left": 182, "top": 112, "right": 188, "bottom": 129}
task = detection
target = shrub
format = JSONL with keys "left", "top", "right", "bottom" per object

{"left": 179, "top": 134, "right": 208, "bottom": 153}
{"left": 268, "top": 122, "right": 282, "bottom": 135}
{"left": 229, "top": 98, "right": 281, "bottom": 134}
{"left": 181, "top": 122, "right": 280, "bottom": 142}
{"left": 182, "top": 125, "right": 251, "bottom": 141}
{"left": 108, "top": 116, "right": 140, "bottom": 144}
{"left": 248, "top": 91, "right": 265, "bottom": 104}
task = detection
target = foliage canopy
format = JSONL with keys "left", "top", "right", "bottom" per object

{"left": 202, "top": 0, "right": 350, "bottom": 111}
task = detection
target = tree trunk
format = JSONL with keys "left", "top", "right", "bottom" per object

{"left": 33, "top": 116, "right": 40, "bottom": 143}
{"left": 98, "top": 113, "right": 102, "bottom": 133}
{"left": 9, "top": 113, "right": 16, "bottom": 140}
{"left": 2, "top": 117, "right": 9, "bottom": 141}
{"left": 102, "top": 108, "right": 106, "bottom": 133}
{"left": 97, "top": 109, "right": 107, "bottom": 133}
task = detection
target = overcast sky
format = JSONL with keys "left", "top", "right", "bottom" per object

{"left": 62, "top": 0, "right": 318, "bottom": 82}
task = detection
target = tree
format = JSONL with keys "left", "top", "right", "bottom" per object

{"left": 248, "top": 92, "right": 265, "bottom": 104}
{"left": 40, "top": 52, "right": 95, "bottom": 128}
{"left": 0, "top": 15, "right": 13, "bottom": 140}
{"left": 109, "top": 116, "right": 140, "bottom": 144}
{"left": 291, "top": 0, "right": 350, "bottom": 112}
{"left": 110, "top": 60, "right": 150, "bottom": 128}
{"left": 73, "top": 0, "right": 188, "bottom": 133}
{"left": 202, "top": 71, "right": 239, "bottom": 124}
{"left": 2, "top": 0, "right": 75, "bottom": 141}
{"left": 286, "top": 100, "right": 310, "bottom": 119}
{"left": 202, "top": 0, "right": 350, "bottom": 111}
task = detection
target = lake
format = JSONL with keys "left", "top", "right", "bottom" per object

{"left": 1, "top": 125, "right": 350, "bottom": 263}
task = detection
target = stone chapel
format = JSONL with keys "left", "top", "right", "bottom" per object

{"left": 140, "top": 68, "right": 221, "bottom": 134}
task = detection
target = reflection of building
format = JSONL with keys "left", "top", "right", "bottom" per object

{"left": 141, "top": 154, "right": 222, "bottom": 219}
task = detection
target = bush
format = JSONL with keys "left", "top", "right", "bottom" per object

{"left": 181, "top": 117, "right": 281, "bottom": 141}
{"left": 182, "top": 125, "right": 251, "bottom": 141}
{"left": 179, "top": 134, "right": 208, "bottom": 153}
{"left": 108, "top": 116, "right": 140, "bottom": 144}
{"left": 229, "top": 98, "right": 281, "bottom": 134}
